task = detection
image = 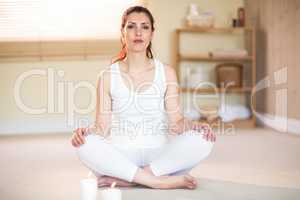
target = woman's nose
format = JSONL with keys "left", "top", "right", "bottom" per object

{"left": 135, "top": 27, "right": 142, "bottom": 36}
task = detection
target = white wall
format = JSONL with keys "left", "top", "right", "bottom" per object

{"left": 0, "top": 57, "right": 111, "bottom": 134}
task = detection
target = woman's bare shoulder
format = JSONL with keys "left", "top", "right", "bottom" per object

{"left": 97, "top": 66, "right": 112, "bottom": 92}
{"left": 162, "top": 62, "right": 178, "bottom": 82}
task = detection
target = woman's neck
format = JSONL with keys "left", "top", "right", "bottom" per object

{"left": 123, "top": 52, "right": 152, "bottom": 73}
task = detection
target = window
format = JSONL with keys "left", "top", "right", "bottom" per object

{"left": 0, "top": 0, "right": 143, "bottom": 41}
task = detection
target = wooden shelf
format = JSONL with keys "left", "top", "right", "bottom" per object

{"left": 181, "top": 87, "right": 252, "bottom": 94}
{"left": 174, "top": 26, "right": 256, "bottom": 127}
{"left": 177, "top": 27, "right": 254, "bottom": 33}
{"left": 0, "top": 39, "right": 120, "bottom": 59}
{"left": 179, "top": 54, "right": 253, "bottom": 62}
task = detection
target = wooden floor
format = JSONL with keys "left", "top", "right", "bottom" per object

{"left": 1, "top": 128, "right": 300, "bottom": 200}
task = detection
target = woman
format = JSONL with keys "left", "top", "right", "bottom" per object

{"left": 71, "top": 6, "right": 216, "bottom": 190}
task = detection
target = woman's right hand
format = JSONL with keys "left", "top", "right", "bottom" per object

{"left": 71, "top": 127, "right": 90, "bottom": 147}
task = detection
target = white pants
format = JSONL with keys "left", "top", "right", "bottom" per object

{"left": 76, "top": 130, "right": 214, "bottom": 182}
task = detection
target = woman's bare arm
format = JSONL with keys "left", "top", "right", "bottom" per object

{"left": 93, "top": 68, "right": 113, "bottom": 137}
{"left": 164, "top": 64, "right": 216, "bottom": 142}
{"left": 163, "top": 64, "right": 193, "bottom": 135}
{"left": 71, "top": 68, "right": 112, "bottom": 147}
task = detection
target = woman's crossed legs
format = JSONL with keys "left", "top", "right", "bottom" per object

{"left": 76, "top": 130, "right": 214, "bottom": 189}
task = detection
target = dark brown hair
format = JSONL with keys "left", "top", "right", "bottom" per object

{"left": 111, "top": 6, "right": 155, "bottom": 64}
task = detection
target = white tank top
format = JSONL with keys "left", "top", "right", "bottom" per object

{"left": 108, "top": 58, "right": 169, "bottom": 148}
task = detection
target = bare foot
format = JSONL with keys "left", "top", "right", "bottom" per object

{"left": 154, "top": 174, "right": 198, "bottom": 190}
{"left": 140, "top": 166, "right": 197, "bottom": 189}
{"left": 142, "top": 165, "right": 155, "bottom": 176}
{"left": 97, "top": 176, "right": 138, "bottom": 188}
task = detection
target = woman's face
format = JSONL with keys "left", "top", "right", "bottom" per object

{"left": 122, "top": 12, "right": 153, "bottom": 54}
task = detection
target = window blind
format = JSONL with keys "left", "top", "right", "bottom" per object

{"left": 0, "top": 0, "right": 140, "bottom": 41}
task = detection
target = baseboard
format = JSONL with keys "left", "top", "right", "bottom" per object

{"left": 0, "top": 119, "right": 75, "bottom": 135}
{"left": 256, "top": 113, "right": 300, "bottom": 135}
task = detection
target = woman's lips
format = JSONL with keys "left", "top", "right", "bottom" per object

{"left": 133, "top": 39, "right": 144, "bottom": 43}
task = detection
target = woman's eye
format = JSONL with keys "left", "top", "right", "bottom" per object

{"left": 127, "top": 25, "right": 134, "bottom": 29}
{"left": 142, "top": 26, "right": 150, "bottom": 30}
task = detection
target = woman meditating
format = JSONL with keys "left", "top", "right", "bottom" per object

{"left": 71, "top": 5, "right": 216, "bottom": 190}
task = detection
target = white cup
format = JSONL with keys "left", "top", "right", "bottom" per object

{"left": 100, "top": 188, "right": 122, "bottom": 200}
{"left": 80, "top": 178, "right": 97, "bottom": 200}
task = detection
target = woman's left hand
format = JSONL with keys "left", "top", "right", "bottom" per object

{"left": 191, "top": 122, "right": 216, "bottom": 142}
